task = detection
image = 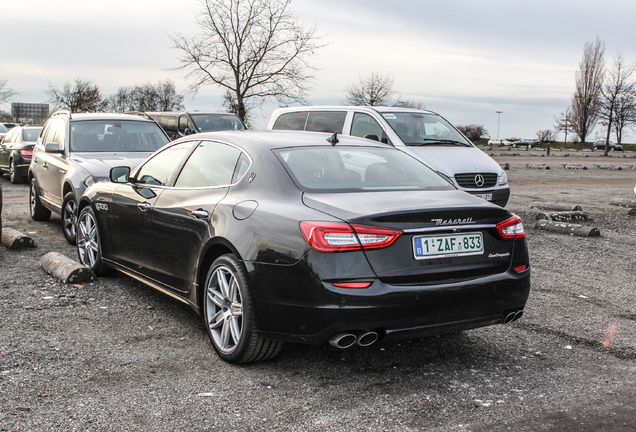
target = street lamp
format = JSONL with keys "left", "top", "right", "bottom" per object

{"left": 496, "top": 111, "right": 503, "bottom": 140}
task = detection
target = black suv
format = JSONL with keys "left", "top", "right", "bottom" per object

{"left": 29, "top": 111, "right": 170, "bottom": 244}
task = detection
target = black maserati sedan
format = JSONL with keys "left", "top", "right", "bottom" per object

{"left": 76, "top": 130, "right": 530, "bottom": 364}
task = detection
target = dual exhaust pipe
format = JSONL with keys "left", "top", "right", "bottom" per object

{"left": 503, "top": 309, "right": 524, "bottom": 324}
{"left": 329, "top": 331, "right": 379, "bottom": 349}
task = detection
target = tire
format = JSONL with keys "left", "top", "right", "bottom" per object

{"left": 9, "top": 159, "right": 24, "bottom": 184}
{"left": 29, "top": 178, "right": 51, "bottom": 221}
{"left": 76, "top": 206, "right": 111, "bottom": 276}
{"left": 61, "top": 192, "right": 78, "bottom": 245}
{"left": 203, "top": 254, "right": 283, "bottom": 364}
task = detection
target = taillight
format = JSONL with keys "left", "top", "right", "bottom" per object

{"left": 496, "top": 215, "right": 526, "bottom": 240}
{"left": 300, "top": 222, "right": 402, "bottom": 252}
{"left": 20, "top": 149, "right": 33, "bottom": 159}
{"left": 331, "top": 282, "right": 373, "bottom": 289}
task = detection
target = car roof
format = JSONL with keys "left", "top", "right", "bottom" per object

{"left": 271, "top": 105, "right": 438, "bottom": 116}
{"left": 52, "top": 112, "right": 155, "bottom": 122}
{"left": 174, "top": 130, "right": 391, "bottom": 151}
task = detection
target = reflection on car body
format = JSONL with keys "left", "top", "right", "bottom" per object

{"left": 76, "top": 131, "right": 531, "bottom": 364}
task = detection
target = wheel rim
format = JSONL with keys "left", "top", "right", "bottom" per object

{"left": 77, "top": 211, "right": 99, "bottom": 268}
{"left": 29, "top": 182, "right": 37, "bottom": 216}
{"left": 9, "top": 161, "right": 15, "bottom": 182}
{"left": 205, "top": 265, "right": 243, "bottom": 354}
{"left": 63, "top": 198, "right": 77, "bottom": 239}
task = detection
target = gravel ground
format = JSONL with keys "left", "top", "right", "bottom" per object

{"left": 1, "top": 148, "right": 635, "bottom": 432}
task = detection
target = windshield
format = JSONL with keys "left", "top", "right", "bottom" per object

{"left": 70, "top": 120, "right": 169, "bottom": 152}
{"left": 381, "top": 112, "right": 471, "bottom": 147}
{"left": 190, "top": 114, "right": 246, "bottom": 132}
{"left": 276, "top": 146, "right": 454, "bottom": 192}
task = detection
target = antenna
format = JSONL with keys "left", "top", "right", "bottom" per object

{"left": 326, "top": 132, "right": 339, "bottom": 146}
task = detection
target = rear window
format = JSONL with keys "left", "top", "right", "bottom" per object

{"left": 276, "top": 146, "right": 453, "bottom": 192}
{"left": 70, "top": 120, "right": 169, "bottom": 152}
{"left": 272, "top": 111, "right": 346, "bottom": 134}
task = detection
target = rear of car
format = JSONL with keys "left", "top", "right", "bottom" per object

{"left": 0, "top": 126, "right": 41, "bottom": 183}
{"left": 252, "top": 141, "right": 529, "bottom": 344}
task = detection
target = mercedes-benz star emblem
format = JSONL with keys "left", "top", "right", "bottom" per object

{"left": 474, "top": 174, "right": 485, "bottom": 187}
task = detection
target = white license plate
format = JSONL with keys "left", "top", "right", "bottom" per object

{"left": 475, "top": 193, "right": 493, "bottom": 201}
{"left": 413, "top": 232, "right": 484, "bottom": 260}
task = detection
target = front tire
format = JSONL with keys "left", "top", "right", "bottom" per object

{"left": 203, "top": 254, "right": 283, "bottom": 364}
{"left": 62, "top": 192, "right": 78, "bottom": 245}
{"left": 29, "top": 178, "right": 51, "bottom": 221}
{"left": 77, "top": 206, "right": 111, "bottom": 276}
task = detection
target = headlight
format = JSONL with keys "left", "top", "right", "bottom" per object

{"left": 498, "top": 170, "right": 508, "bottom": 185}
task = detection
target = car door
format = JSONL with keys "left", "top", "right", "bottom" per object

{"left": 0, "top": 128, "right": 16, "bottom": 170}
{"left": 33, "top": 118, "right": 67, "bottom": 208}
{"left": 105, "top": 141, "right": 195, "bottom": 278}
{"left": 148, "top": 140, "right": 245, "bottom": 294}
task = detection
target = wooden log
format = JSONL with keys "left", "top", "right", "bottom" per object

{"left": 1, "top": 228, "right": 36, "bottom": 250}
{"left": 531, "top": 202, "right": 583, "bottom": 212}
{"left": 526, "top": 163, "right": 550, "bottom": 170}
{"left": 610, "top": 198, "right": 636, "bottom": 208}
{"left": 535, "top": 211, "right": 589, "bottom": 222}
{"left": 534, "top": 220, "right": 600, "bottom": 237}
{"left": 40, "top": 252, "right": 95, "bottom": 284}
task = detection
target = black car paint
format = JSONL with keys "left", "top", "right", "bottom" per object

{"left": 79, "top": 131, "right": 530, "bottom": 347}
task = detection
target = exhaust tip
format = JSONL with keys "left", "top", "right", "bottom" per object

{"left": 356, "top": 331, "right": 379, "bottom": 347}
{"left": 329, "top": 332, "right": 357, "bottom": 349}
{"left": 503, "top": 309, "right": 524, "bottom": 324}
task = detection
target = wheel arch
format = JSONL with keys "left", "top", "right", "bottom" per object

{"left": 195, "top": 238, "right": 244, "bottom": 313}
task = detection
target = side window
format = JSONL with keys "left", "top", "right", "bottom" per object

{"left": 351, "top": 113, "right": 389, "bottom": 144}
{"left": 178, "top": 115, "right": 193, "bottom": 134}
{"left": 305, "top": 111, "right": 346, "bottom": 133}
{"left": 175, "top": 141, "right": 242, "bottom": 188}
{"left": 4, "top": 129, "right": 16, "bottom": 143}
{"left": 272, "top": 112, "right": 308, "bottom": 131}
{"left": 41, "top": 119, "right": 66, "bottom": 150}
{"left": 135, "top": 141, "right": 193, "bottom": 186}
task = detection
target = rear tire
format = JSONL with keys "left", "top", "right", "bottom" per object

{"left": 203, "top": 254, "right": 283, "bottom": 364}
{"left": 76, "top": 206, "right": 111, "bottom": 276}
{"left": 29, "top": 178, "right": 51, "bottom": 221}
{"left": 9, "top": 159, "right": 24, "bottom": 184}
{"left": 62, "top": 192, "right": 78, "bottom": 245}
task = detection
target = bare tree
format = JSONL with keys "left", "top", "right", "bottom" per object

{"left": 536, "top": 129, "right": 556, "bottom": 143}
{"left": 0, "top": 77, "right": 17, "bottom": 104}
{"left": 47, "top": 78, "right": 107, "bottom": 112}
{"left": 344, "top": 71, "right": 395, "bottom": 106}
{"left": 598, "top": 53, "right": 635, "bottom": 155}
{"left": 570, "top": 38, "right": 605, "bottom": 143}
{"left": 172, "top": 0, "right": 324, "bottom": 122}
{"left": 612, "top": 90, "right": 636, "bottom": 145}
{"left": 554, "top": 108, "right": 572, "bottom": 143}
{"left": 155, "top": 79, "right": 184, "bottom": 111}
{"left": 107, "top": 80, "right": 185, "bottom": 113}
{"left": 456, "top": 124, "right": 488, "bottom": 142}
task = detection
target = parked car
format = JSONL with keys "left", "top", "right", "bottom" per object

{"left": 29, "top": 111, "right": 170, "bottom": 244}
{"left": 0, "top": 124, "right": 8, "bottom": 142}
{"left": 592, "top": 140, "right": 623, "bottom": 151}
{"left": 512, "top": 139, "right": 541, "bottom": 148}
{"left": 0, "top": 126, "right": 42, "bottom": 184}
{"left": 144, "top": 111, "right": 247, "bottom": 140}
{"left": 487, "top": 138, "right": 514, "bottom": 147}
{"left": 76, "top": 130, "right": 531, "bottom": 364}
{"left": 268, "top": 106, "right": 510, "bottom": 206}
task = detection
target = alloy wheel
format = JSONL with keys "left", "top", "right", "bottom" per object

{"left": 77, "top": 211, "right": 99, "bottom": 268}
{"left": 205, "top": 265, "right": 244, "bottom": 354}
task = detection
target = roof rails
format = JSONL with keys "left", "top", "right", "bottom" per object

{"left": 51, "top": 110, "right": 72, "bottom": 119}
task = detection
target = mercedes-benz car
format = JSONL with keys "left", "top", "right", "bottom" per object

{"left": 76, "top": 130, "right": 530, "bottom": 364}
{"left": 29, "top": 111, "right": 170, "bottom": 244}
{"left": 0, "top": 126, "right": 42, "bottom": 184}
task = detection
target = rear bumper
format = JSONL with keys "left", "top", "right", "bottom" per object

{"left": 250, "top": 264, "right": 530, "bottom": 345}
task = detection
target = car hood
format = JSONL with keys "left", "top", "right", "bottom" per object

{"left": 70, "top": 152, "right": 152, "bottom": 179}
{"left": 404, "top": 146, "right": 503, "bottom": 176}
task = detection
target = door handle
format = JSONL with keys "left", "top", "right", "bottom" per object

{"left": 137, "top": 202, "right": 152, "bottom": 211}
{"left": 42, "top": 162, "right": 48, "bottom": 169}
{"left": 191, "top": 210, "right": 209, "bottom": 219}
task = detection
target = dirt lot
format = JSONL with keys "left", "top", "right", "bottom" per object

{"left": 1, "top": 147, "right": 635, "bottom": 432}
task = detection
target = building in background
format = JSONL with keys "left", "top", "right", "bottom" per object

{"left": 11, "top": 103, "right": 50, "bottom": 125}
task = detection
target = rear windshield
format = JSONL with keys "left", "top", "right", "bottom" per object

{"left": 190, "top": 114, "right": 246, "bottom": 132}
{"left": 70, "top": 120, "right": 169, "bottom": 152}
{"left": 23, "top": 128, "right": 42, "bottom": 142}
{"left": 276, "top": 146, "right": 454, "bottom": 192}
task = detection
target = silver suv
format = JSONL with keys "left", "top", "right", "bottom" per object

{"left": 29, "top": 111, "right": 170, "bottom": 244}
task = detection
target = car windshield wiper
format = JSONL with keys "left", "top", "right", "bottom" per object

{"left": 406, "top": 138, "right": 471, "bottom": 147}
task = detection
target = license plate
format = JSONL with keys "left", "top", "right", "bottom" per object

{"left": 413, "top": 232, "right": 484, "bottom": 260}
{"left": 475, "top": 193, "right": 493, "bottom": 201}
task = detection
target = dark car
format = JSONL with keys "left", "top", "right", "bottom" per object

{"left": 592, "top": 140, "right": 623, "bottom": 151}
{"left": 76, "top": 130, "right": 531, "bottom": 364}
{"left": 144, "top": 111, "right": 247, "bottom": 140}
{"left": 0, "top": 123, "right": 8, "bottom": 142}
{"left": 29, "top": 111, "right": 170, "bottom": 244}
{"left": 0, "top": 126, "right": 42, "bottom": 184}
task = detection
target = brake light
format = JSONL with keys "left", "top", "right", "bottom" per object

{"left": 496, "top": 215, "right": 526, "bottom": 240}
{"left": 514, "top": 264, "right": 529, "bottom": 273}
{"left": 20, "top": 149, "right": 33, "bottom": 159}
{"left": 331, "top": 282, "right": 373, "bottom": 289}
{"left": 300, "top": 222, "right": 402, "bottom": 252}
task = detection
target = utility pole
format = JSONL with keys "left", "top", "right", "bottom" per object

{"left": 496, "top": 111, "right": 503, "bottom": 140}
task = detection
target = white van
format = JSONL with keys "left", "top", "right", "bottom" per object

{"left": 267, "top": 106, "right": 510, "bottom": 206}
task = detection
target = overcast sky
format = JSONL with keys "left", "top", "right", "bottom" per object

{"left": 4, "top": 0, "right": 636, "bottom": 141}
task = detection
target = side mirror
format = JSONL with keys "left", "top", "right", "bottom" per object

{"left": 363, "top": 134, "right": 380, "bottom": 142}
{"left": 110, "top": 166, "right": 130, "bottom": 183}
{"left": 184, "top": 128, "right": 195, "bottom": 136}
{"left": 44, "top": 142, "right": 63, "bottom": 153}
